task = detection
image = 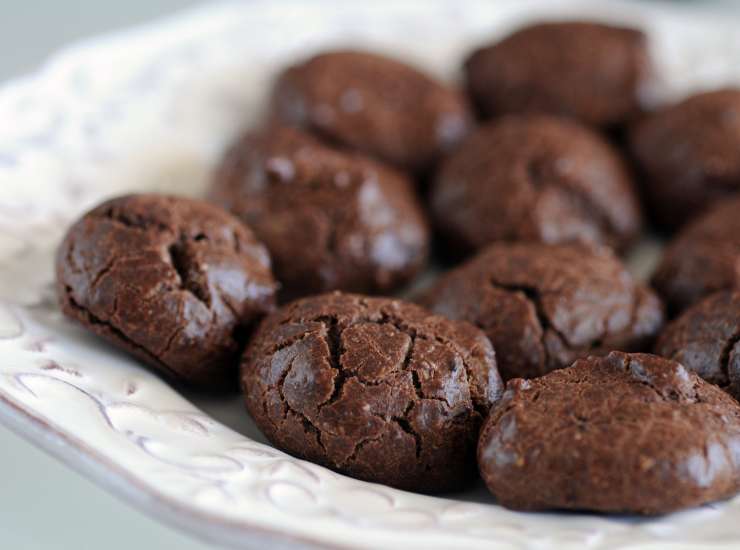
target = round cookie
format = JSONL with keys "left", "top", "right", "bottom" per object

{"left": 242, "top": 292, "right": 503, "bottom": 492}
{"left": 465, "top": 22, "right": 648, "bottom": 127}
{"left": 655, "top": 291, "right": 740, "bottom": 399}
{"left": 421, "top": 242, "right": 664, "bottom": 381}
{"left": 478, "top": 351, "right": 740, "bottom": 514}
{"left": 210, "top": 125, "right": 429, "bottom": 300}
{"left": 56, "top": 194, "right": 277, "bottom": 388}
{"left": 270, "top": 50, "right": 472, "bottom": 173}
{"left": 430, "top": 115, "right": 642, "bottom": 255}
{"left": 652, "top": 195, "right": 740, "bottom": 315}
{"left": 630, "top": 89, "right": 740, "bottom": 229}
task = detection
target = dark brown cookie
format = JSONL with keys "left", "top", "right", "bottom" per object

{"left": 465, "top": 22, "right": 648, "bottom": 127}
{"left": 478, "top": 351, "right": 740, "bottom": 514}
{"left": 242, "top": 292, "right": 502, "bottom": 492}
{"left": 270, "top": 50, "right": 472, "bottom": 173}
{"left": 421, "top": 243, "right": 663, "bottom": 381}
{"left": 655, "top": 291, "right": 740, "bottom": 399}
{"left": 430, "top": 115, "right": 642, "bottom": 256}
{"left": 652, "top": 195, "right": 740, "bottom": 315}
{"left": 209, "top": 125, "right": 429, "bottom": 301}
{"left": 56, "top": 194, "right": 277, "bottom": 388}
{"left": 630, "top": 89, "right": 740, "bottom": 229}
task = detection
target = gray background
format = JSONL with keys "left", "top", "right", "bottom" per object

{"left": 0, "top": 3, "right": 212, "bottom": 549}
{"left": 0, "top": 1, "right": 202, "bottom": 78}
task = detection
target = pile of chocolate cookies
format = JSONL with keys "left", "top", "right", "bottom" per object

{"left": 55, "top": 20, "right": 740, "bottom": 516}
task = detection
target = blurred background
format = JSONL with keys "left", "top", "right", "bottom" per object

{"left": 0, "top": 1, "right": 200, "bottom": 78}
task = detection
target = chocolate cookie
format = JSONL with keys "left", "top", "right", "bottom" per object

{"left": 655, "top": 291, "right": 740, "bottom": 399}
{"left": 630, "top": 89, "right": 740, "bottom": 229}
{"left": 242, "top": 292, "right": 502, "bottom": 492}
{"left": 430, "top": 115, "right": 642, "bottom": 256}
{"left": 270, "top": 50, "right": 472, "bottom": 173}
{"left": 421, "top": 243, "right": 663, "bottom": 381}
{"left": 478, "top": 352, "right": 740, "bottom": 514}
{"left": 652, "top": 195, "right": 740, "bottom": 314}
{"left": 210, "top": 125, "right": 429, "bottom": 300}
{"left": 56, "top": 194, "right": 277, "bottom": 388}
{"left": 465, "top": 22, "right": 648, "bottom": 127}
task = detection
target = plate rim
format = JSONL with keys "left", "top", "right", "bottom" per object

{"left": 0, "top": 387, "right": 341, "bottom": 550}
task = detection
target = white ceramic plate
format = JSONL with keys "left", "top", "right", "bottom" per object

{"left": 2, "top": 1, "right": 740, "bottom": 548}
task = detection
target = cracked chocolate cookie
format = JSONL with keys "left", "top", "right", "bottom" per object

{"left": 630, "top": 89, "right": 740, "bottom": 229}
{"left": 652, "top": 196, "right": 740, "bottom": 315}
{"left": 429, "top": 115, "right": 642, "bottom": 256}
{"left": 421, "top": 243, "right": 664, "bottom": 381}
{"left": 56, "top": 194, "right": 278, "bottom": 388}
{"left": 465, "top": 22, "right": 648, "bottom": 127}
{"left": 210, "top": 125, "right": 429, "bottom": 301}
{"left": 270, "top": 50, "right": 472, "bottom": 173}
{"left": 655, "top": 291, "right": 740, "bottom": 399}
{"left": 241, "top": 292, "right": 503, "bottom": 492}
{"left": 478, "top": 352, "right": 740, "bottom": 514}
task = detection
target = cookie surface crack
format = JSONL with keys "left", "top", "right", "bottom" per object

{"left": 160, "top": 325, "right": 185, "bottom": 357}
{"left": 90, "top": 257, "right": 118, "bottom": 289}
{"left": 315, "top": 317, "right": 347, "bottom": 411}
{"left": 489, "top": 278, "right": 572, "bottom": 369}
{"left": 63, "top": 287, "right": 179, "bottom": 380}
{"left": 489, "top": 279, "right": 558, "bottom": 336}
{"left": 393, "top": 414, "right": 422, "bottom": 459}
{"left": 276, "top": 358, "right": 327, "bottom": 453}
{"left": 721, "top": 332, "right": 740, "bottom": 382}
{"left": 523, "top": 149, "right": 617, "bottom": 242}
{"left": 99, "top": 205, "right": 170, "bottom": 232}
{"left": 167, "top": 240, "right": 212, "bottom": 307}
{"left": 624, "top": 355, "right": 695, "bottom": 403}
{"left": 340, "top": 433, "right": 385, "bottom": 467}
